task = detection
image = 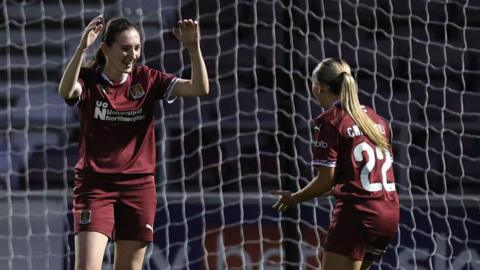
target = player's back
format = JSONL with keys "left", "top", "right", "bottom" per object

{"left": 316, "top": 103, "right": 399, "bottom": 234}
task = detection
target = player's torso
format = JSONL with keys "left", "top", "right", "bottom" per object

{"left": 76, "top": 68, "right": 157, "bottom": 173}
{"left": 320, "top": 105, "right": 399, "bottom": 233}
{"left": 80, "top": 69, "right": 155, "bottom": 129}
{"left": 321, "top": 105, "right": 399, "bottom": 227}
{"left": 321, "top": 106, "right": 395, "bottom": 196}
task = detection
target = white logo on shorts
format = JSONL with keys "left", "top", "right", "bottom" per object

{"left": 145, "top": 224, "right": 154, "bottom": 231}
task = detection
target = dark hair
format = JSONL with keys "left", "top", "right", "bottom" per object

{"left": 87, "top": 17, "right": 140, "bottom": 68}
{"left": 312, "top": 58, "right": 390, "bottom": 150}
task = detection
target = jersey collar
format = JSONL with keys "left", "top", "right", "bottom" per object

{"left": 101, "top": 72, "right": 128, "bottom": 86}
{"left": 331, "top": 99, "right": 341, "bottom": 108}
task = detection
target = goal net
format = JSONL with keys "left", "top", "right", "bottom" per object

{"left": 1, "top": 0, "right": 479, "bottom": 269}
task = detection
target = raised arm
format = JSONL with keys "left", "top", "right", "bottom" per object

{"left": 58, "top": 15, "right": 103, "bottom": 100}
{"left": 272, "top": 166, "right": 336, "bottom": 212}
{"left": 171, "top": 19, "right": 209, "bottom": 97}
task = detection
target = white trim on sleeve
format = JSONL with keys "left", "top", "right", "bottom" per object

{"left": 312, "top": 159, "right": 337, "bottom": 167}
{"left": 164, "top": 77, "right": 179, "bottom": 104}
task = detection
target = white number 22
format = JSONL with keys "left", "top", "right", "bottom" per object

{"left": 353, "top": 142, "right": 396, "bottom": 192}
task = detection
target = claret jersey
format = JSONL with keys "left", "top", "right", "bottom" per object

{"left": 312, "top": 102, "right": 399, "bottom": 234}
{"left": 68, "top": 65, "right": 177, "bottom": 174}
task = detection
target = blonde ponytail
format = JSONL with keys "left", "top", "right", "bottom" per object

{"left": 313, "top": 58, "right": 390, "bottom": 150}
{"left": 339, "top": 73, "right": 390, "bottom": 150}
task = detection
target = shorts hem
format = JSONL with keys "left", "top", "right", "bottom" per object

{"left": 114, "top": 236, "right": 153, "bottom": 243}
{"left": 75, "top": 227, "right": 112, "bottom": 240}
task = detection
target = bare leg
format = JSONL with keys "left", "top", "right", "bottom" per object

{"left": 322, "top": 252, "right": 364, "bottom": 270}
{"left": 75, "top": 231, "right": 109, "bottom": 270}
{"left": 113, "top": 240, "right": 148, "bottom": 270}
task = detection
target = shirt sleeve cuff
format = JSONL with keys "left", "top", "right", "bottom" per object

{"left": 312, "top": 159, "right": 337, "bottom": 167}
{"left": 65, "top": 95, "right": 80, "bottom": 107}
{"left": 164, "top": 77, "right": 179, "bottom": 104}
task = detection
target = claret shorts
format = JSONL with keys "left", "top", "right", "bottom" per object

{"left": 324, "top": 218, "right": 395, "bottom": 261}
{"left": 72, "top": 171, "right": 157, "bottom": 242}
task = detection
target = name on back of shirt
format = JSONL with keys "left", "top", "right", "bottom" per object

{"left": 346, "top": 124, "right": 385, "bottom": 138}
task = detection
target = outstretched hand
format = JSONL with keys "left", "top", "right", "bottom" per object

{"left": 79, "top": 14, "right": 103, "bottom": 52}
{"left": 271, "top": 190, "right": 296, "bottom": 212}
{"left": 173, "top": 19, "right": 200, "bottom": 47}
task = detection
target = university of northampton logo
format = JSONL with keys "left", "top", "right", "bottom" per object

{"left": 129, "top": 83, "right": 145, "bottom": 99}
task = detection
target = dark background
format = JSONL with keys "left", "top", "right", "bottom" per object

{"left": 1, "top": 0, "right": 479, "bottom": 269}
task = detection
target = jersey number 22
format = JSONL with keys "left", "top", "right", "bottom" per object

{"left": 353, "top": 142, "right": 395, "bottom": 192}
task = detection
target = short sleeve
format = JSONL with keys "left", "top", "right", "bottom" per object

{"left": 148, "top": 67, "right": 178, "bottom": 102}
{"left": 312, "top": 118, "right": 339, "bottom": 168}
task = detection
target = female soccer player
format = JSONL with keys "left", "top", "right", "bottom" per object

{"left": 58, "top": 15, "right": 209, "bottom": 270}
{"left": 272, "top": 58, "right": 399, "bottom": 270}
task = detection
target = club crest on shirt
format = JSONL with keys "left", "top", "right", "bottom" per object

{"left": 129, "top": 83, "right": 145, "bottom": 99}
{"left": 79, "top": 210, "right": 91, "bottom": 225}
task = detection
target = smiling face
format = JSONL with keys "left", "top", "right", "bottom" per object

{"left": 102, "top": 28, "right": 141, "bottom": 79}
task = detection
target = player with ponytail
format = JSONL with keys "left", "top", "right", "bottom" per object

{"left": 272, "top": 58, "right": 399, "bottom": 270}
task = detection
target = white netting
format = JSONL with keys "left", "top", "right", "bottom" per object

{"left": 1, "top": 0, "right": 480, "bottom": 269}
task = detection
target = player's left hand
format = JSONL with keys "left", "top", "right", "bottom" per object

{"left": 173, "top": 19, "right": 200, "bottom": 46}
{"left": 271, "top": 190, "right": 295, "bottom": 212}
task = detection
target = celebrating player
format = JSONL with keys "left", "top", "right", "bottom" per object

{"left": 272, "top": 58, "right": 399, "bottom": 270}
{"left": 58, "top": 15, "right": 209, "bottom": 270}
